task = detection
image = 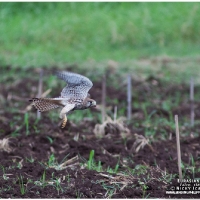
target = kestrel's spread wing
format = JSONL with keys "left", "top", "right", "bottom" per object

{"left": 55, "top": 71, "right": 93, "bottom": 100}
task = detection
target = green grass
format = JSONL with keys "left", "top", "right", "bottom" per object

{"left": 18, "top": 175, "right": 26, "bottom": 195}
{"left": 24, "top": 113, "right": 30, "bottom": 135}
{"left": 86, "top": 150, "right": 119, "bottom": 173}
{"left": 0, "top": 2, "right": 200, "bottom": 68}
{"left": 87, "top": 150, "right": 95, "bottom": 170}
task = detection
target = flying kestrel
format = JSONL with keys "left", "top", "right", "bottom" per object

{"left": 30, "top": 71, "right": 96, "bottom": 128}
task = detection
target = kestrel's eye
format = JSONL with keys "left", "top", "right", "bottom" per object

{"left": 87, "top": 101, "right": 92, "bottom": 107}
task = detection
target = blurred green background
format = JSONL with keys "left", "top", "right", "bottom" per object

{"left": 0, "top": 2, "right": 200, "bottom": 68}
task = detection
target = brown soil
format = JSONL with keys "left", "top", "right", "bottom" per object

{"left": 0, "top": 66, "right": 200, "bottom": 198}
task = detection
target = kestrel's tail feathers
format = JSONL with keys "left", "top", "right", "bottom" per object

{"left": 29, "top": 98, "right": 63, "bottom": 112}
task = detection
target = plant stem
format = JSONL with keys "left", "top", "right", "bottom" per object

{"left": 190, "top": 77, "right": 194, "bottom": 126}
{"left": 101, "top": 74, "right": 106, "bottom": 123}
{"left": 24, "top": 113, "right": 29, "bottom": 135}
{"left": 175, "top": 115, "right": 182, "bottom": 181}
{"left": 37, "top": 69, "right": 43, "bottom": 120}
{"left": 127, "top": 75, "right": 132, "bottom": 120}
{"left": 88, "top": 150, "right": 94, "bottom": 170}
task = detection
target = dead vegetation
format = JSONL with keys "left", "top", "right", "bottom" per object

{"left": 130, "top": 133, "right": 156, "bottom": 153}
{"left": 0, "top": 138, "right": 13, "bottom": 153}
{"left": 93, "top": 115, "right": 130, "bottom": 138}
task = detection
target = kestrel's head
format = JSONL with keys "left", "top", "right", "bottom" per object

{"left": 86, "top": 99, "right": 96, "bottom": 108}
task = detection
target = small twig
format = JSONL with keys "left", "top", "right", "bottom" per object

{"left": 99, "top": 173, "right": 115, "bottom": 179}
{"left": 190, "top": 77, "right": 194, "bottom": 101}
{"left": 175, "top": 115, "right": 183, "bottom": 181}
{"left": 114, "top": 106, "right": 117, "bottom": 122}
{"left": 101, "top": 146, "right": 120, "bottom": 158}
{"left": 59, "top": 155, "right": 79, "bottom": 168}
{"left": 101, "top": 74, "right": 106, "bottom": 123}
{"left": 41, "top": 89, "right": 51, "bottom": 98}
{"left": 127, "top": 75, "right": 132, "bottom": 120}
{"left": 24, "top": 172, "right": 33, "bottom": 178}
{"left": 190, "top": 77, "right": 194, "bottom": 126}
{"left": 37, "top": 69, "right": 43, "bottom": 119}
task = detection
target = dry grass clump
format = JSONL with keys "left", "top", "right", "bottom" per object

{"left": 0, "top": 138, "right": 13, "bottom": 153}
{"left": 131, "top": 133, "right": 156, "bottom": 153}
{"left": 93, "top": 116, "right": 130, "bottom": 138}
{"left": 93, "top": 116, "right": 155, "bottom": 154}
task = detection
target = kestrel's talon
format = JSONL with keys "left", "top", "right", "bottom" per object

{"left": 61, "top": 115, "right": 67, "bottom": 128}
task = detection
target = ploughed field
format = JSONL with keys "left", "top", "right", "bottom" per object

{"left": 0, "top": 66, "right": 200, "bottom": 198}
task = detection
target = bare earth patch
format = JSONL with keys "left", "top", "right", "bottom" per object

{"left": 0, "top": 66, "right": 200, "bottom": 198}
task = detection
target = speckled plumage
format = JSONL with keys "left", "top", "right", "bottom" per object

{"left": 30, "top": 98, "right": 62, "bottom": 112}
{"left": 30, "top": 71, "right": 96, "bottom": 128}
{"left": 55, "top": 71, "right": 93, "bottom": 99}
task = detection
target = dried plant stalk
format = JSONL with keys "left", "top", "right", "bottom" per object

{"left": 175, "top": 115, "right": 182, "bottom": 181}
{"left": 114, "top": 106, "right": 117, "bottom": 122}
{"left": 190, "top": 77, "right": 194, "bottom": 126}
{"left": 59, "top": 155, "right": 79, "bottom": 169}
{"left": 37, "top": 69, "right": 43, "bottom": 119}
{"left": 101, "top": 74, "right": 106, "bottom": 123}
{"left": 127, "top": 75, "right": 132, "bottom": 120}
